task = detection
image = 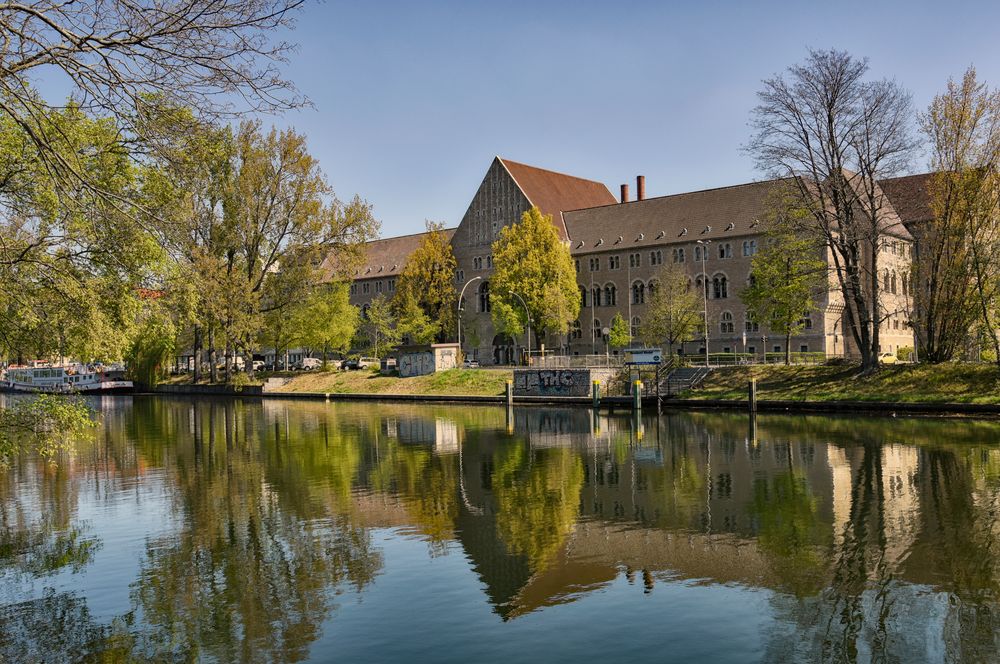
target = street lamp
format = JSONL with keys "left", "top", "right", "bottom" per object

{"left": 696, "top": 240, "right": 711, "bottom": 367}
{"left": 457, "top": 276, "right": 482, "bottom": 360}
{"left": 509, "top": 290, "right": 531, "bottom": 365}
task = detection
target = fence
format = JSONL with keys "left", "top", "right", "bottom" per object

{"left": 529, "top": 354, "right": 625, "bottom": 369}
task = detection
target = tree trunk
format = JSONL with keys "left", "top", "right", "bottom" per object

{"left": 193, "top": 325, "right": 201, "bottom": 383}
{"left": 209, "top": 329, "right": 218, "bottom": 383}
{"left": 785, "top": 332, "right": 791, "bottom": 365}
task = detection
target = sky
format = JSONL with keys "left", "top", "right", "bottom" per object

{"left": 252, "top": 1, "right": 1000, "bottom": 236}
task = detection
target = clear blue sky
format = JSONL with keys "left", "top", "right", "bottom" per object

{"left": 272, "top": 0, "right": 1000, "bottom": 237}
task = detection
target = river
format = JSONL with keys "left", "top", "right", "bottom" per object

{"left": 2, "top": 396, "right": 999, "bottom": 662}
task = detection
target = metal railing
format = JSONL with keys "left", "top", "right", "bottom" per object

{"left": 529, "top": 354, "right": 625, "bottom": 369}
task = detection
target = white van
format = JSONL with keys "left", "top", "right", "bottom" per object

{"left": 298, "top": 357, "right": 322, "bottom": 370}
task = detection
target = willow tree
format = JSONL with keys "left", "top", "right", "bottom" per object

{"left": 490, "top": 207, "right": 580, "bottom": 351}
{"left": 748, "top": 49, "right": 917, "bottom": 371}
{"left": 919, "top": 68, "right": 1000, "bottom": 363}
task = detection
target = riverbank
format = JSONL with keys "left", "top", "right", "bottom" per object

{"left": 681, "top": 362, "right": 1000, "bottom": 404}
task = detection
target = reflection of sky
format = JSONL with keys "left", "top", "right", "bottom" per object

{"left": 320, "top": 529, "right": 773, "bottom": 663}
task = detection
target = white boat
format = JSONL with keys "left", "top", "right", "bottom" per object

{"left": 0, "top": 364, "right": 133, "bottom": 394}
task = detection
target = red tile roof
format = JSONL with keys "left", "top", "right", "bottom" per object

{"left": 880, "top": 173, "right": 935, "bottom": 226}
{"left": 322, "top": 227, "right": 457, "bottom": 281}
{"left": 498, "top": 158, "right": 617, "bottom": 237}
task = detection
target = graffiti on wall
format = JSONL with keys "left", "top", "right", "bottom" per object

{"left": 399, "top": 352, "right": 435, "bottom": 377}
{"left": 514, "top": 369, "right": 593, "bottom": 397}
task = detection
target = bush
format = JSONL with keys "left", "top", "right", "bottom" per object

{"left": 897, "top": 346, "right": 914, "bottom": 362}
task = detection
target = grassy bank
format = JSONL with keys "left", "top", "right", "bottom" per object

{"left": 685, "top": 363, "right": 1000, "bottom": 404}
{"left": 274, "top": 367, "right": 513, "bottom": 396}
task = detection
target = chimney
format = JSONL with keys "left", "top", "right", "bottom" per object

{"left": 637, "top": 175, "right": 646, "bottom": 201}
{"left": 620, "top": 183, "right": 630, "bottom": 203}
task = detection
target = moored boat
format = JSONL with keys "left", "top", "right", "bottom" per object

{"left": 0, "top": 363, "right": 133, "bottom": 394}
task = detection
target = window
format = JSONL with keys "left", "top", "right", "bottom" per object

{"left": 478, "top": 281, "right": 490, "bottom": 313}
{"left": 361, "top": 304, "right": 370, "bottom": 320}
{"left": 589, "top": 257, "right": 600, "bottom": 272}
{"left": 773, "top": 345, "right": 782, "bottom": 353}
{"left": 375, "top": 280, "right": 383, "bottom": 293}
{"left": 672, "top": 247, "right": 686, "bottom": 263}
{"left": 902, "top": 274, "right": 909, "bottom": 296}
{"left": 800, "top": 345, "right": 809, "bottom": 353}
{"left": 632, "top": 281, "right": 645, "bottom": 304}
{"left": 745, "top": 313, "right": 759, "bottom": 333}
{"left": 696, "top": 275, "right": 709, "bottom": 299}
{"left": 720, "top": 311, "right": 734, "bottom": 334}
{"left": 800, "top": 312, "right": 813, "bottom": 330}
{"left": 579, "top": 286, "right": 588, "bottom": 308}
{"left": 890, "top": 271, "right": 897, "bottom": 294}
{"left": 631, "top": 316, "right": 641, "bottom": 338}
{"left": 473, "top": 256, "right": 483, "bottom": 270}
{"left": 487, "top": 255, "right": 493, "bottom": 269}
{"left": 592, "top": 286, "right": 602, "bottom": 307}
{"left": 648, "top": 279, "right": 659, "bottom": 297}
{"left": 718, "top": 243, "right": 732, "bottom": 259}
{"left": 694, "top": 245, "right": 703, "bottom": 261}
{"left": 629, "top": 252, "right": 641, "bottom": 268}
{"left": 593, "top": 319, "right": 603, "bottom": 341}
{"left": 742, "top": 240, "right": 757, "bottom": 256}
{"left": 571, "top": 320, "right": 582, "bottom": 340}
{"left": 362, "top": 282, "right": 370, "bottom": 294}
{"left": 608, "top": 255, "right": 621, "bottom": 270}
{"left": 388, "top": 279, "right": 395, "bottom": 293}
{"left": 574, "top": 259, "right": 580, "bottom": 273}
{"left": 650, "top": 250, "right": 663, "bottom": 266}
{"left": 350, "top": 283, "right": 358, "bottom": 295}
{"left": 456, "top": 270, "right": 464, "bottom": 283}
{"left": 605, "top": 283, "right": 617, "bottom": 306}
{"left": 712, "top": 274, "right": 728, "bottom": 299}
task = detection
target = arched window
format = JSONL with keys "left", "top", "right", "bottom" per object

{"left": 579, "top": 285, "right": 587, "bottom": 308}
{"left": 593, "top": 319, "right": 602, "bottom": 341}
{"left": 632, "top": 281, "right": 645, "bottom": 305}
{"left": 605, "top": 283, "right": 617, "bottom": 306}
{"left": 478, "top": 281, "right": 491, "bottom": 313}
{"left": 742, "top": 240, "right": 757, "bottom": 257}
{"left": 678, "top": 247, "right": 685, "bottom": 262}
{"left": 745, "top": 313, "right": 759, "bottom": 333}
{"left": 890, "top": 271, "right": 897, "bottom": 294}
{"left": 712, "top": 274, "right": 728, "bottom": 299}
{"left": 719, "top": 243, "right": 732, "bottom": 259}
{"left": 902, "top": 274, "right": 909, "bottom": 296}
{"left": 694, "top": 245, "right": 703, "bottom": 261}
{"left": 720, "top": 311, "right": 734, "bottom": 334}
{"left": 648, "top": 279, "right": 660, "bottom": 297}
{"left": 695, "top": 275, "right": 708, "bottom": 298}
{"left": 631, "top": 316, "right": 641, "bottom": 338}
{"left": 571, "top": 320, "right": 582, "bottom": 340}
{"left": 883, "top": 269, "right": 890, "bottom": 291}
{"left": 592, "top": 285, "right": 602, "bottom": 307}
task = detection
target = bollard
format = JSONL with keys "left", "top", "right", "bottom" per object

{"left": 506, "top": 380, "right": 513, "bottom": 408}
{"left": 748, "top": 377, "right": 757, "bottom": 415}
{"left": 592, "top": 380, "right": 601, "bottom": 410}
{"left": 633, "top": 379, "right": 642, "bottom": 412}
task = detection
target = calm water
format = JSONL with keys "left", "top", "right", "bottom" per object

{"left": 2, "top": 397, "right": 1000, "bottom": 662}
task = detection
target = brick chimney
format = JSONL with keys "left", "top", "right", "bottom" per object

{"left": 620, "top": 183, "right": 630, "bottom": 203}
{"left": 637, "top": 175, "right": 646, "bottom": 201}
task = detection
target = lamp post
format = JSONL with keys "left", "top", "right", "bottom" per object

{"left": 457, "top": 276, "right": 482, "bottom": 360}
{"left": 696, "top": 240, "right": 711, "bottom": 368}
{"left": 509, "top": 290, "right": 531, "bottom": 365}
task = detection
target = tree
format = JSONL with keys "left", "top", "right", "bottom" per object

{"left": 748, "top": 49, "right": 917, "bottom": 371}
{"left": 392, "top": 222, "right": 457, "bottom": 343}
{"left": 741, "top": 220, "right": 827, "bottom": 365}
{"left": 0, "top": 0, "right": 304, "bottom": 214}
{"left": 639, "top": 262, "right": 702, "bottom": 356}
{"left": 608, "top": 313, "right": 630, "bottom": 350}
{"left": 296, "top": 284, "right": 359, "bottom": 367}
{"left": 361, "top": 294, "right": 400, "bottom": 359}
{"left": 918, "top": 68, "right": 1000, "bottom": 364}
{"left": 490, "top": 207, "right": 580, "bottom": 349}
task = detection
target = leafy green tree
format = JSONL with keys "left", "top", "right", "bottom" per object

{"left": 0, "top": 396, "right": 95, "bottom": 466}
{"left": 741, "top": 222, "right": 827, "bottom": 364}
{"left": 361, "top": 294, "right": 401, "bottom": 358}
{"left": 490, "top": 207, "right": 580, "bottom": 349}
{"left": 295, "top": 284, "right": 359, "bottom": 367}
{"left": 392, "top": 222, "right": 457, "bottom": 343}
{"left": 639, "top": 262, "right": 702, "bottom": 356}
{"left": 608, "top": 313, "right": 630, "bottom": 349}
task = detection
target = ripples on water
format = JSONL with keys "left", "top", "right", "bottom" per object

{"left": 2, "top": 396, "right": 1000, "bottom": 662}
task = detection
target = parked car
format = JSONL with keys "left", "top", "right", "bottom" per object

{"left": 297, "top": 357, "right": 322, "bottom": 370}
{"left": 252, "top": 360, "right": 266, "bottom": 372}
{"left": 357, "top": 357, "right": 378, "bottom": 369}
{"left": 463, "top": 359, "right": 480, "bottom": 368}
{"left": 340, "top": 357, "right": 358, "bottom": 371}
{"left": 879, "top": 352, "right": 898, "bottom": 365}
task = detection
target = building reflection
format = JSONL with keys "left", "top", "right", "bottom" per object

{"left": 5, "top": 398, "right": 1000, "bottom": 661}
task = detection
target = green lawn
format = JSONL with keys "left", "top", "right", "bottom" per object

{"left": 276, "top": 367, "right": 512, "bottom": 396}
{"left": 684, "top": 362, "right": 1000, "bottom": 404}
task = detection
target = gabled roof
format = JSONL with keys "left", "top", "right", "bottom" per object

{"left": 323, "top": 227, "right": 457, "bottom": 281}
{"left": 498, "top": 158, "right": 617, "bottom": 237}
{"left": 880, "top": 173, "right": 935, "bottom": 226}
{"left": 564, "top": 179, "right": 783, "bottom": 255}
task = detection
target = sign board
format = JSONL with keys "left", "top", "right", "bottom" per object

{"left": 624, "top": 349, "right": 662, "bottom": 365}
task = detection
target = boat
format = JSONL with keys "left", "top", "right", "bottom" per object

{"left": 0, "top": 363, "right": 133, "bottom": 394}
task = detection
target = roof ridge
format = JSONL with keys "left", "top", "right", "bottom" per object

{"left": 565, "top": 177, "right": 792, "bottom": 214}
{"left": 367, "top": 226, "right": 458, "bottom": 243}
{"left": 498, "top": 156, "right": 608, "bottom": 186}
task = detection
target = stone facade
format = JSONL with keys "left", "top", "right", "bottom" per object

{"left": 346, "top": 157, "right": 916, "bottom": 364}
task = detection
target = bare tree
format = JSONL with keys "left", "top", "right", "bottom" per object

{"left": 748, "top": 49, "right": 917, "bottom": 371}
{"left": 0, "top": 0, "right": 305, "bottom": 201}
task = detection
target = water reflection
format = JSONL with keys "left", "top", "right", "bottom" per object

{"left": 2, "top": 398, "right": 1000, "bottom": 661}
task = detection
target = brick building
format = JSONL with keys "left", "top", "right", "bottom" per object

{"left": 347, "top": 157, "right": 915, "bottom": 364}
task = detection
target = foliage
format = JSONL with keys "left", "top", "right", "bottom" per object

{"left": 608, "top": 313, "right": 630, "bottom": 349}
{"left": 126, "top": 300, "right": 177, "bottom": 387}
{"left": 360, "top": 294, "right": 401, "bottom": 358}
{"left": 295, "top": 283, "right": 359, "bottom": 365}
{"left": 0, "top": 396, "right": 95, "bottom": 466}
{"left": 392, "top": 222, "right": 458, "bottom": 343}
{"left": 897, "top": 345, "right": 914, "bottom": 361}
{"left": 748, "top": 49, "right": 917, "bottom": 371}
{"left": 919, "top": 67, "right": 1000, "bottom": 364}
{"left": 741, "top": 215, "right": 827, "bottom": 364}
{"left": 639, "top": 262, "right": 703, "bottom": 354}
{"left": 490, "top": 207, "right": 581, "bottom": 345}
